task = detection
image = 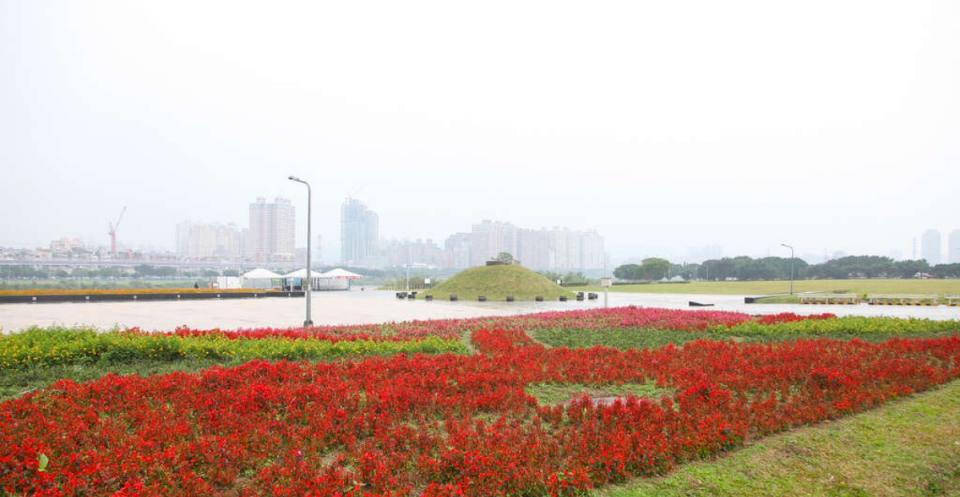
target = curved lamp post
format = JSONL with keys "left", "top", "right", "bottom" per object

{"left": 781, "top": 243, "right": 795, "bottom": 295}
{"left": 288, "top": 176, "right": 313, "bottom": 326}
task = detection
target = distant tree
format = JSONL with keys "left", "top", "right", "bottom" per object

{"left": 931, "top": 263, "right": 960, "bottom": 279}
{"left": 494, "top": 252, "right": 514, "bottom": 264}
{"left": 640, "top": 258, "right": 671, "bottom": 280}
{"left": 892, "top": 260, "right": 930, "bottom": 278}
{"left": 613, "top": 264, "right": 642, "bottom": 280}
{"left": 223, "top": 269, "right": 240, "bottom": 277}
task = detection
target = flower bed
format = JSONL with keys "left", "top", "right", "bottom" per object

{"left": 2, "top": 329, "right": 958, "bottom": 497}
{"left": 0, "top": 328, "right": 466, "bottom": 369}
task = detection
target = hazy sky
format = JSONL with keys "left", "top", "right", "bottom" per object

{"left": 2, "top": 0, "right": 958, "bottom": 263}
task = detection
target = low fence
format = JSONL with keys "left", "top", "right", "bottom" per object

{"left": 0, "top": 290, "right": 304, "bottom": 304}
{"left": 867, "top": 294, "right": 941, "bottom": 306}
{"left": 799, "top": 293, "right": 861, "bottom": 305}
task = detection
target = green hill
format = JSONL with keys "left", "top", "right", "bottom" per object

{"left": 421, "top": 265, "right": 574, "bottom": 301}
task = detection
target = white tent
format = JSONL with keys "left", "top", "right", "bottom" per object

{"left": 241, "top": 268, "right": 282, "bottom": 289}
{"left": 282, "top": 269, "right": 326, "bottom": 279}
{"left": 320, "top": 268, "right": 364, "bottom": 280}
{"left": 243, "top": 268, "right": 282, "bottom": 279}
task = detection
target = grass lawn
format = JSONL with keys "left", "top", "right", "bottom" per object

{"left": 525, "top": 381, "right": 675, "bottom": 405}
{"left": 421, "top": 264, "right": 573, "bottom": 301}
{"left": 596, "top": 379, "right": 960, "bottom": 497}
{"left": 532, "top": 327, "right": 960, "bottom": 350}
{"left": 588, "top": 279, "right": 960, "bottom": 296}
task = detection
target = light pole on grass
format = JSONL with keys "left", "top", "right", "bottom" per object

{"left": 781, "top": 243, "right": 795, "bottom": 295}
{"left": 288, "top": 176, "right": 313, "bottom": 326}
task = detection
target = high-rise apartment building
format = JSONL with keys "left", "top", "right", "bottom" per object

{"left": 517, "top": 229, "right": 550, "bottom": 270}
{"left": 949, "top": 229, "right": 960, "bottom": 264}
{"left": 248, "top": 197, "right": 295, "bottom": 263}
{"left": 469, "top": 220, "right": 518, "bottom": 266}
{"left": 444, "top": 233, "right": 472, "bottom": 269}
{"left": 175, "top": 222, "right": 243, "bottom": 260}
{"left": 921, "top": 229, "right": 942, "bottom": 265}
{"left": 579, "top": 230, "right": 606, "bottom": 271}
{"left": 340, "top": 198, "right": 379, "bottom": 266}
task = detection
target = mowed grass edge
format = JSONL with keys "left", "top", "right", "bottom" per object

{"left": 587, "top": 279, "right": 960, "bottom": 296}
{"left": 595, "top": 379, "right": 960, "bottom": 497}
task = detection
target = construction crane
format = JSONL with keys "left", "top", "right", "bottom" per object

{"left": 108, "top": 206, "right": 127, "bottom": 257}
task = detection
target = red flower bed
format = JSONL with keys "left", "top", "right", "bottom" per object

{"left": 2, "top": 330, "right": 954, "bottom": 497}
{"left": 129, "top": 307, "right": 836, "bottom": 341}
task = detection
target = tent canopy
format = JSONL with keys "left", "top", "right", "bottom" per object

{"left": 242, "top": 268, "right": 281, "bottom": 279}
{"left": 283, "top": 269, "right": 326, "bottom": 279}
{"left": 320, "top": 268, "right": 364, "bottom": 280}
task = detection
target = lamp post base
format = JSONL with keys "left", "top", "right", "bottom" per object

{"left": 303, "top": 320, "right": 313, "bottom": 327}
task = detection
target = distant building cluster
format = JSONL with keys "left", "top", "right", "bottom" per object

{"left": 175, "top": 222, "right": 243, "bottom": 260}
{"left": 457, "top": 220, "right": 605, "bottom": 271}
{"left": 176, "top": 197, "right": 295, "bottom": 263}
{"left": 338, "top": 199, "right": 606, "bottom": 271}
{"left": 920, "top": 229, "right": 960, "bottom": 265}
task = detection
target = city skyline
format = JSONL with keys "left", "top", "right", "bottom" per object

{"left": 6, "top": 201, "right": 958, "bottom": 267}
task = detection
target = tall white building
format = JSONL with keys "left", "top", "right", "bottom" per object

{"left": 175, "top": 222, "right": 242, "bottom": 260}
{"left": 921, "top": 229, "right": 942, "bottom": 265}
{"left": 949, "top": 229, "right": 960, "bottom": 264}
{"left": 444, "top": 233, "right": 472, "bottom": 268}
{"left": 248, "top": 197, "right": 295, "bottom": 263}
{"left": 340, "top": 198, "right": 380, "bottom": 266}
{"left": 579, "top": 230, "right": 605, "bottom": 271}
{"left": 469, "top": 220, "right": 518, "bottom": 266}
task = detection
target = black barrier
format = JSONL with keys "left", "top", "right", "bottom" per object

{"left": 0, "top": 291, "right": 305, "bottom": 305}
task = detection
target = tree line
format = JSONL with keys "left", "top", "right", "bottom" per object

{"left": 615, "top": 255, "right": 960, "bottom": 281}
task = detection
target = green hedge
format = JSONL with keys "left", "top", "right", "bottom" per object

{"left": 0, "top": 328, "right": 467, "bottom": 369}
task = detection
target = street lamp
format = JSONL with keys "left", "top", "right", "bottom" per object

{"left": 781, "top": 243, "right": 795, "bottom": 295}
{"left": 288, "top": 176, "right": 313, "bottom": 326}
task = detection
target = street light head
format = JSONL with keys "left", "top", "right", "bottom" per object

{"left": 288, "top": 175, "right": 299, "bottom": 181}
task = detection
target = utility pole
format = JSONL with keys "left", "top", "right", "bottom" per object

{"left": 288, "top": 176, "right": 313, "bottom": 326}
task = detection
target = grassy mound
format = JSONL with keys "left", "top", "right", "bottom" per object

{"left": 422, "top": 264, "right": 573, "bottom": 301}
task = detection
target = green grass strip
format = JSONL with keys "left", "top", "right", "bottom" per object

{"left": 595, "top": 379, "right": 960, "bottom": 497}
{"left": 713, "top": 316, "right": 960, "bottom": 338}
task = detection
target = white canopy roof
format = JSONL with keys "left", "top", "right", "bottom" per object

{"left": 320, "top": 268, "right": 364, "bottom": 280}
{"left": 282, "top": 268, "right": 326, "bottom": 278}
{"left": 242, "top": 268, "right": 282, "bottom": 279}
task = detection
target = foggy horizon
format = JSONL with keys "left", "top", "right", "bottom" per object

{"left": 3, "top": 1, "right": 958, "bottom": 263}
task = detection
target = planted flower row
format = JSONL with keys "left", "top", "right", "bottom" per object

{"left": 0, "top": 328, "right": 466, "bottom": 369}
{"left": 2, "top": 329, "right": 958, "bottom": 496}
